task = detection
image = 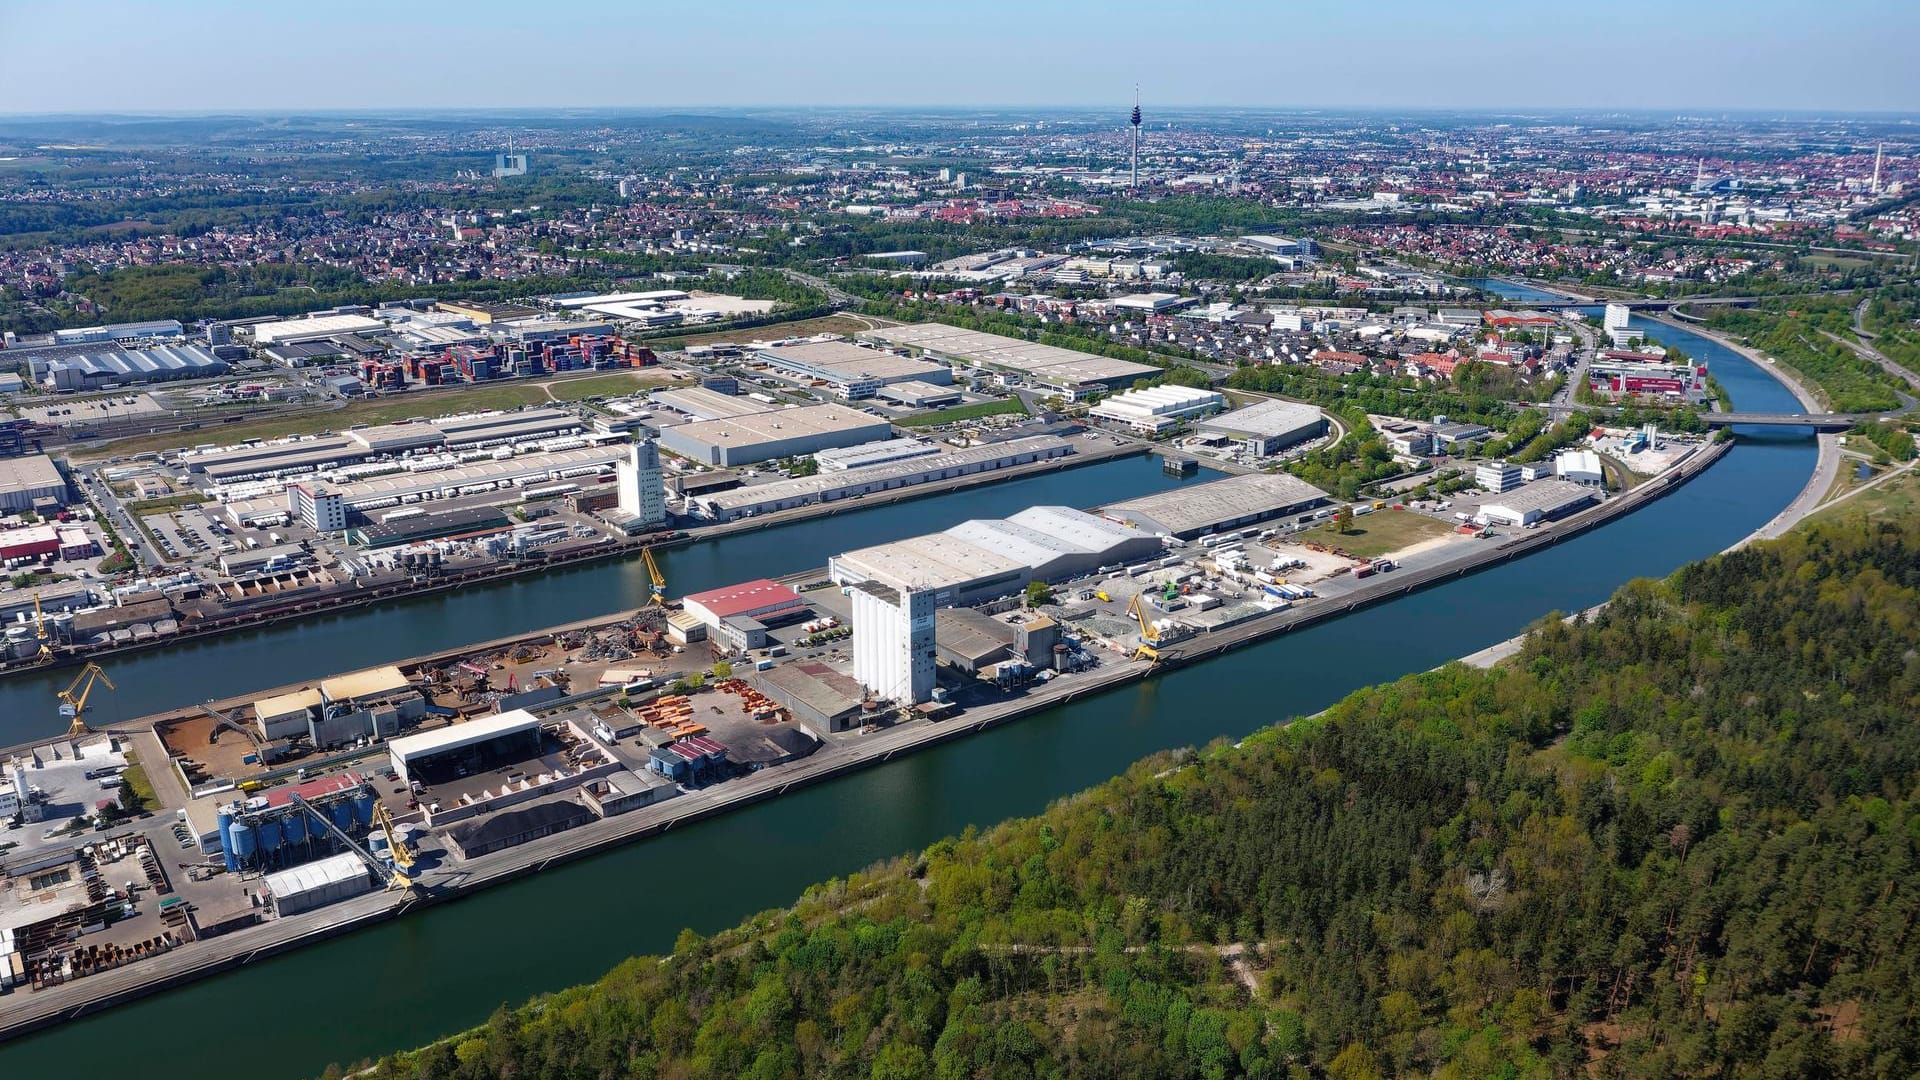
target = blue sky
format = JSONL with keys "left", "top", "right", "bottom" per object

{"left": 1, "top": 0, "right": 1914, "bottom": 114}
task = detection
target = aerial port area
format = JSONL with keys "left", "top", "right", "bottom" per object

{"left": 0, "top": 423, "right": 1726, "bottom": 1034}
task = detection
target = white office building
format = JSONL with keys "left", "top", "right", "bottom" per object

{"left": 1475, "top": 461, "right": 1523, "bottom": 494}
{"left": 616, "top": 438, "right": 667, "bottom": 530}
{"left": 850, "top": 580, "right": 936, "bottom": 705}
{"left": 1603, "top": 303, "right": 1644, "bottom": 349}
{"left": 287, "top": 482, "right": 347, "bottom": 532}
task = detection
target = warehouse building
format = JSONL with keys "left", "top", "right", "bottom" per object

{"left": 681, "top": 578, "right": 809, "bottom": 651}
{"left": 1195, "top": 398, "right": 1328, "bottom": 456}
{"left": 757, "top": 340, "right": 952, "bottom": 399}
{"left": 51, "top": 319, "right": 185, "bottom": 346}
{"left": 0, "top": 454, "right": 66, "bottom": 512}
{"left": 39, "top": 343, "right": 229, "bottom": 391}
{"left": 1477, "top": 480, "right": 1598, "bottom": 527}
{"left": 249, "top": 314, "right": 387, "bottom": 347}
{"left": 656, "top": 403, "right": 892, "bottom": 467}
{"left": 1556, "top": 449, "right": 1605, "bottom": 486}
{"left": 830, "top": 505, "right": 1158, "bottom": 608}
{"left": 1088, "top": 385, "right": 1226, "bottom": 434}
{"left": 876, "top": 380, "right": 963, "bottom": 409}
{"left": 1100, "top": 472, "right": 1330, "bottom": 539}
{"left": 687, "top": 436, "right": 1073, "bottom": 522}
{"left": 387, "top": 709, "right": 543, "bottom": 786}
{"left": 346, "top": 505, "right": 512, "bottom": 548}
{"left": 755, "top": 662, "right": 868, "bottom": 733}
{"left": 651, "top": 386, "right": 775, "bottom": 421}
{"left": 263, "top": 852, "right": 373, "bottom": 917}
{"left": 862, "top": 324, "right": 1158, "bottom": 400}
{"left": 191, "top": 409, "right": 583, "bottom": 481}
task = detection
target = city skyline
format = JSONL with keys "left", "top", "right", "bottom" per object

{"left": 1, "top": 0, "right": 1916, "bottom": 115}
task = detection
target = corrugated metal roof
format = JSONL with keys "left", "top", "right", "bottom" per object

{"left": 262, "top": 852, "right": 368, "bottom": 899}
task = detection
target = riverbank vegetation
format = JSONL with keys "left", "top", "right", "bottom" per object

{"left": 1705, "top": 301, "right": 1906, "bottom": 413}
{"left": 345, "top": 500, "right": 1920, "bottom": 1080}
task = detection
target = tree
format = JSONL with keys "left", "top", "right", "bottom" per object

{"left": 1334, "top": 505, "right": 1355, "bottom": 534}
{"left": 711, "top": 660, "right": 733, "bottom": 680}
{"left": 1025, "top": 581, "right": 1054, "bottom": 608}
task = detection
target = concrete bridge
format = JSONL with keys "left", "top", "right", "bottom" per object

{"left": 1697, "top": 411, "right": 1867, "bottom": 431}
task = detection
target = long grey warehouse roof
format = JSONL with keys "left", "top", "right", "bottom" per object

{"left": 1197, "top": 397, "right": 1326, "bottom": 438}
{"left": 1481, "top": 479, "right": 1597, "bottom": 517}
{"left": 860, "top": 324, "right": 1157, "bottom": 385}
{"left": 0, "top": 454, "right": 64, "bottom": 497}
{"left": 1101, "top": 472, "right": 1330, "bottom": 536}
{"left": 46, "top": 343, "right": 227, "bottom": 382}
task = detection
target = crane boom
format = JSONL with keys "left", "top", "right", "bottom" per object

{"left": 58, "top": 662, "right": 115, "bottom": 739}
{"left": 643, "top": 546, "right": 666, "bottom": 605}
{"left": 1127, "top": 593, "right": 1161, "bottom": 662}
{"left": 31, "top": 592, "right": 53, "bottom": 662}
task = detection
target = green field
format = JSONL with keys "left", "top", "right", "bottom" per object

{"left": 657, "top": 314, "right": 882, "bottom": 349}
{"left": 123, "top": 493, "right": 206, "bottom": 514}
{"left": 894, "top": 397, "right": 1027, "bottom": 427}
{"left": 119, "top": 761, "right": 157, "bottom": 812}
{"left": 78, "top": 384, "right": 560, "bottom": 459}
{"left": 545, "top": 370, "right": 681, "bottom": 401}
{"left": 1809, "top": 466, "right": 1919, "bottom": 528}
{"left": 1295, "top": 507, "right": 1458, "bottom": 558}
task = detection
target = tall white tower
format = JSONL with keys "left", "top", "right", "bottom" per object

{"left": 1873, "top": 143, "right": 1884, "bottom": 195}
{"left": 850, "top": 582, "right": 935, "bottom": 705}
{"left": 1130, "top": 86, "right": 1142, "bottom": 189}
{"left": 617, "top": 437, "right": 666, "bottom": 530}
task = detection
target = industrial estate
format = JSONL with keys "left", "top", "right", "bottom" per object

{"left": 0, "top": 89, "right": 1914, "bottom": 1070}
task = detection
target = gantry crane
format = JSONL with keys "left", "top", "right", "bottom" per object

{"left": 58, "top": 662, "right": 115, "bottom": 739}
{"left": 1127, "top": 593, "right": 1163, "bottom": 663}
{"left": 643, "top": 546, "right": 666, "bottom": 606}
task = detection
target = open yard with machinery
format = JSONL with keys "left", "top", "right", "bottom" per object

{"left": 1295, "top": 507, "right": 1459, "bottom": 559}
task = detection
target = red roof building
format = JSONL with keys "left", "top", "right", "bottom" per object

{"left": 682, "top": 578, "right": 807, "bottom": 629}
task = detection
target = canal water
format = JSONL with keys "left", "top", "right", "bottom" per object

{"left": 0, "top": 298, "right": 1819, "bottom": 1078}
{"left": 0, "top": 454, "right": 1201, "bottom": 744}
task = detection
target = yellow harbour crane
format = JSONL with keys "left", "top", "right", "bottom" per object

{"left": 1127, "top": 593, "right": 1163, "bottom": 663}
{"left": 370, "top": 800, "right": 417, "bottom": 892}
{"left": 32, "top": 592, "right": 54, "bottom": 663}
{"left": 58, "top": 662, "right": 115, "bottom": 739}
{"left": 643, "top": 546, "right": 666, "bottom": 606}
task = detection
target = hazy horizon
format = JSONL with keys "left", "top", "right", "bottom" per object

{"left": 1, "top": 0, "right": 1915, "bottom": 115}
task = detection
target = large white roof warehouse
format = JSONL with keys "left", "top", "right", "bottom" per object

{"left": 250, "top": 314, "right": 387, "bottom": 347}
{"left": 830, "top": 505, "right": 1161, "bottom": 607}
{"left": 860, "top": 324, "right": 1157, "bottom": 393}
{"left": 1101, "top": 472, "right": 1330, "bottom": 538}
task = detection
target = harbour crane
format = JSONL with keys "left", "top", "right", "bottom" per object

{"left": 1127, "top": 593, "right": 1163, "bottom": 664}
{"left": 290, "top": 793, "right": 416, "bottom": 894}
{"left": 58, "top": 662, "right": 115, "bottom": 739}
{"left": 31, "top": 592, "right": 53, "bottom": 663}
{"left": 643, "top": 546, "right": 666, "bottom": 606}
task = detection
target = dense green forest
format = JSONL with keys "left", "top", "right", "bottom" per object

{"left": 344, "top": 506, "right": 1920, "bottom": 1080}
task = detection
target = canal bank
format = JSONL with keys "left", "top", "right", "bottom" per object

{"left": 0, "top": 431, "right": 1733, "bottom": 1045}
{"left": 0, "top": 452, "right": 1198, "bottom": 745}
{"left": 0, "top": 311, "right": 1821, "bottom": 1080}
{"left": 0, "top": 438, "right": 1151, "bottom": 685}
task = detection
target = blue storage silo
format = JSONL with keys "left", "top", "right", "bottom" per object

{"left": 353, "top": 791, "right": 375, "bottom": 828}
{"left": 331, "top": 799, "right": 353, "bottom": 832}
{"left": 284, "top": 809, "right": 308, "bottom": 845}
{"left": 218, "top": 809, "right": 237, "bottom": 872}
{"left": 257, "top": 817, "right": 283, "bottom": 855}
{"left": 229, "top": 821, "right": 256, "bottom": 864}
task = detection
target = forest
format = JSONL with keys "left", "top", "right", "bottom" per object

{"left": 341, "top": 495, "right": 1920, "bottom": 1080}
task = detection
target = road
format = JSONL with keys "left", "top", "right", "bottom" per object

{"left": 1545, "top": 315, "right": 1597, "bottom": 422}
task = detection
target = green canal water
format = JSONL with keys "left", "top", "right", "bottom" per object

{"left": 0, "top": 311, "right": 1821, "bottom": 1077}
